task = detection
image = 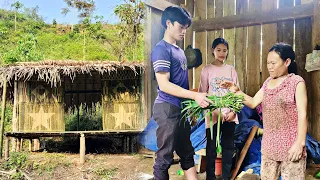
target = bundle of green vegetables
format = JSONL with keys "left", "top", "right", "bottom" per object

{"left": 181, "top": 92, "right": 244, "bottom": 153}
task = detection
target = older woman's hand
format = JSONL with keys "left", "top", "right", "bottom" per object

{"left": 220, "top": 81, "right": 240, "bottom": 93}
{"left": 288, "top": 141, "right": 305, "bottom": 162}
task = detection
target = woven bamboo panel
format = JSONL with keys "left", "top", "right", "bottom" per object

{"left": 102, "top": 78, "right": 144, "bottom": 130}
{"left": 18, "top": 81, "right": 65, "bottom": 132}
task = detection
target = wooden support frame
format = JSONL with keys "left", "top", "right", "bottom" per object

{"left": 192, "top": 3, "right": 313, "bottom": 32}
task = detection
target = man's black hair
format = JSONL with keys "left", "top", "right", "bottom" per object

{"left": 161, "top": 6, "right": 192, "bottom": 29}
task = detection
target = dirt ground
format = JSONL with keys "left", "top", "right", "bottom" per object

{"left": 0, "top": 152, "right": 319, "bottom": 180}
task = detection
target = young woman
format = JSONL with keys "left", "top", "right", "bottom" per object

{"left": 221, "top": 43, "right": 308, "bottom": 180}
{"left": 198, "top": 38, "right": 239, "bottom": 180}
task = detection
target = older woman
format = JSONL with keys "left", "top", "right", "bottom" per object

{"left": 221, "top": 43, "right": 308, "bottom": 180}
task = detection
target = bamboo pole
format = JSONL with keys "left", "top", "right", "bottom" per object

{"left": 0, "top": 81, "right": 7, "bottom": 158}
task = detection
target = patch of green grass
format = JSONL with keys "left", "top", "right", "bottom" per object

{"left": 94, "top": 167, "right": 118, "bottom": 180}
{"left": 3, "top": 152, "right": 28, "bottom": 170}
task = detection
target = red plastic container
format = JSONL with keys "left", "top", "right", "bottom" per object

{"left": 215, "top": 158, "right": 222, "bottom": 176}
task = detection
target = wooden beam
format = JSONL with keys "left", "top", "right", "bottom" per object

{"left": 192, "top": 3, "right": 313, "bottom": 32}
{"left": 145, "top": 0, "right": 177, "bottom": 11}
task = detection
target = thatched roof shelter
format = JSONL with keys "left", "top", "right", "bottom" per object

{"left": 0, "top": 60, "right": 146, "bottom": 133}
{"left": 0, "top": 60, "right": 145, "bottom": 87}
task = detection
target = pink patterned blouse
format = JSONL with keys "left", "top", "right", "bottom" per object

{"left": 198, "top": 64, "right": 239, "bottom": 125}
{"left": 261, "top": 73, "right": 306, "bottom": 161}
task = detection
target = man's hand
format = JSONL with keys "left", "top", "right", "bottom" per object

{"left": 194, "top": 92, "right": 213, "bottom": 108}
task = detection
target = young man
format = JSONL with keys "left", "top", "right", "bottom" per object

{"left": 151, "top": 6, "right": 212, "bottom": 180}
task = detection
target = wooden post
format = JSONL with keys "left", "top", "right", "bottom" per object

{"left": 16, "top": 138, "right": 21, "bottom": 152}
{"left": 4, "top": 136, "right": 9, "bottom": 160}
{"left": 0, "top": 81, "right": 7, "bottom": 159}
{"left": 28, "top": 139, "right": 33, "bottom": 152}
{"left": 12, "top": 78, "right": 18, "bottom": 152}
{"left": 20, "top": 138, "right": 23, "bottom": 152}
{"left": 311, "top": 0, "right": 320, "bottom": 141}
{"left": 33, "top": 138, "right": 40, "bottom": 151}
{"left": 79, "top": 133, "right": 85, "bottom": 164}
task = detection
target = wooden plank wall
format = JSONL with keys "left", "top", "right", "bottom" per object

{"left": 194, "top": 1, "right": 207, "bottom": 89}
{"left": 278, "top": 0, "right": 294, "bottom": 45}
{"left": 235, "top": 0, "right": 248, "bottom": 92}
{"left": 246, "top": 0, "right": 262, "bottom": 96}
{"left": 183, "top": 0, "right": 318, "bottom": 138}
{"left": 224, "top": 0, "right": 236, "bottom": 66}
{"left": 206, "top": 0, "right": 215, "bottom": 66}
{"left": 295, "top": 0, "right": 313, "bottom": 130}
{"left": 146, "top": 0, "right": 320, "bottom": 140}
{"left": 311, "top": 0, "right": 320, "bottom": 140}
{"left": 261, "top": 0, "right": 277, "bottom": 83}
{"left": 187, "top": 0, "right": 314, "bottom": 94}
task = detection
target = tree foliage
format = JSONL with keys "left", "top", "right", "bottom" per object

{"left": 0, "top": 1, "right": 145, "bottom": 64}
{"left": 113, "top": 0, "right": 145, "bottom": 61}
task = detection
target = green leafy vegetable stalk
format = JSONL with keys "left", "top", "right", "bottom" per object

{"left": 181, "top": 92, "right": 244, "bottom": 154}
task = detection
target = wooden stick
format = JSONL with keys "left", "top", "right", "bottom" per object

{"left": 0, "top": 169, "right": 15, "bottom": 175}
{"left": 231, "top": 126, "right": 259, "bottom": 180}
{"left": 0, "top": 80, "right": 7, "bottom": 158}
